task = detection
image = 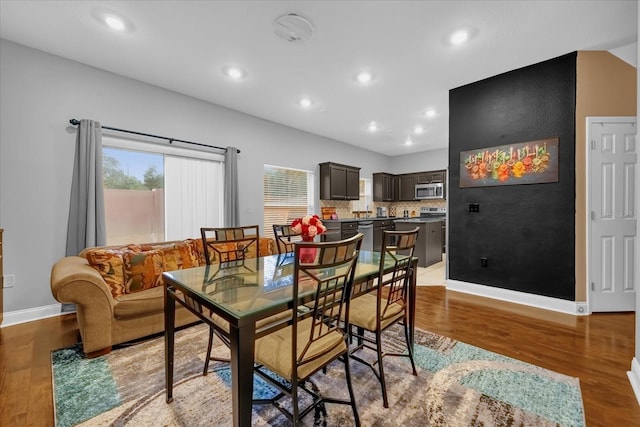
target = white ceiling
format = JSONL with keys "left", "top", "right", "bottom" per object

{"left": 0, "top": 1, "right": 637, "bottom": 156}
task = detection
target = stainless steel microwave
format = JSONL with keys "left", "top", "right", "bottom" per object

{"left": 415, "top": 183, "right": 444, "bottom": 200}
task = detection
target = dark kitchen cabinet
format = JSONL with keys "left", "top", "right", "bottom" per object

{"left": 321, "top": 221, "right": 342, "bottom": 242}
{"left": 341, "top": 221, "right": 359, "bottom": 239}
{"left": 373, "top": 173, "right": 396, "bottom": 202}
{"left": 415, "top": 172, "right": 430, "bottom": 184}
{"left": 417, "top": 170, "right": 445, "bottom": 184}
{"left": 319, "top": 162, "right": 360, "bottom": 200}
{"left": 321, "top": 220, "right": 358, "bottom": 242}
{"left": 395, "top": 219, "right": 443, "bottom": 268}
{"left": 320, "top": 220, "right": 358, "bottom": 242}
{"left": 397, "top": 174, "right": 417, "bottom": 201}
{"left": 373, "top": 219, "right": 395, "bottom": 252}
{"left": 429, "top": 171, "right": 446, "bottom": 183}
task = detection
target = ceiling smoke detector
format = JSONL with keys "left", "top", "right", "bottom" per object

{"left": 273, "top": 14, "right": 314, "bottom": 42}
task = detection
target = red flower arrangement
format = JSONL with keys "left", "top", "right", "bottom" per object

{"left": 291, "top": 214, "right": 327, "bottom": 241}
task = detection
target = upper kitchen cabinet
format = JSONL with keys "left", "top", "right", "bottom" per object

{"left": 373, "top": 173, "right": 396, "bottom": 202}
{"left": 319, "top": 162, "right": 361, "bottom": 200}
{"left": 429, "top": 171, "right": 446, "bottom": 183}
{"left": 416, "top": 170, "right": 446, "bottom": 184}
{"left": 397, "top": 173, "right": 417, "bottom": 201}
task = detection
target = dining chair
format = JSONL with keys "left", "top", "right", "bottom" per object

{"left": 253, "top": 233, "right": 364, "bottom": 426}
{"left": 199, "top": 225, "right": 259, "bottom": 374}
{"left": 272, "top": 224, "right": 302, "bottom": 255}
{"left": 346, "top": 226, "right": 419, "bottom": 408}
{"left": 200, "top": 225, "right": 260, "bottom": 264}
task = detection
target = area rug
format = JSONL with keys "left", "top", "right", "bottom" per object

{"left": 51, "top": 323, "right": 584, "bottom": 427}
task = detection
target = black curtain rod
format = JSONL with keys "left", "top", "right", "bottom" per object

{"left": 69, "top": 119, "right": 240, "bottom": 153}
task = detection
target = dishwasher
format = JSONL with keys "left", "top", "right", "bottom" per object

{"left": 357, "top": 220, "right": 374, "bottom": 252}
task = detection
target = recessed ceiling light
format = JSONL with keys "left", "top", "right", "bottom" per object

{"left": 224, "top": 66, "right": 245, "bottom": 80}
{"left": 450, "top": 29, "right": 469, "bottom": 45}
{"left": 299, "top": 98, "right": 314, "bottom": 109}
{"left": 414, "top": 125, "right": 424, "bottom": 134}
{"left": 368, "top": 121, "right": 378, "bottom": 132}
{"left": 425, "top": 109, "right": 437, "bottom": 118}
{"left": 357, "top": 71, "right": 374, "bottom": 84}
{"left": 93, "top": 9, "right": 133, "bottom": 33}
{"left": 405, "top": 138, "right": 413, "bottom": 146}
{"left": 104, "top": 14, "right": 126, "bottom": 31}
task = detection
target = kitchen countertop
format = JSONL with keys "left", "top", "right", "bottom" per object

{"left": 394, "top": 217, "right": 445, "bottom": 223}
{"left": 323, "top": 216, "right": 445, "bottom": 223}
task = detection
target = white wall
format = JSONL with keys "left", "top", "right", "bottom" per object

{"left": 388, "top": 148, "right": 448, "bottom": 175}
{"left": 0, "top": 39, "right": 446, "bottom": 319}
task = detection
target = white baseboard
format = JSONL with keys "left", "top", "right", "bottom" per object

{"left": 1, "top": 303, "right": 67, "bottom": 327}
{"left": 446, "top": 279, "right": 589, "bottom": 315}
{"left": 628, "top": 358, "right": 640, "bottom": 405}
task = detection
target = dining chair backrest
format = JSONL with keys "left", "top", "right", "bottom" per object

{"left": 377, "top": 227, "right": 419, "bottom": 326}
{"left": 292, "top": 232, "right": 363, "bottom": 372}
{"left": 200, "top": 225, "right": 260, "bottom": 265}
{"left": 272, "top": 224, "right": 302, "bottom": 254}
{"left": 252, "top": 232, "right": 364, "bottom": 424}
{"left": 345, "top": 226, "right": 419, "bottom": 408}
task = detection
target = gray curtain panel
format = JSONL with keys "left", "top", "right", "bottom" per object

{"left": 224, "top": 146, "right": 239, "bottom": 227}
{"left": 65, "top": 119, "right": 106, "bottom": 256}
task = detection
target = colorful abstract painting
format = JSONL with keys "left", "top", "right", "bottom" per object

{"left": 460, "top": 137, "right": 559, "bottom": 188}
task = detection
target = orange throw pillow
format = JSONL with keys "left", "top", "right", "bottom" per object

{"left": 123, "top": 249, "right": 163, "bottom": 294}
{"left": 85, "top": 249, "right": 126, "bottom": 298}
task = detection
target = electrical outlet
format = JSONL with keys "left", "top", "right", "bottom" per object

{"left": 480, "top": 257, "right": 488, "bottom": 267}
{"left": 468, "top": 203, "right": 480, "bottom": 213}
{"left": 4, "top": 274, "right": 15, "bottom": 288}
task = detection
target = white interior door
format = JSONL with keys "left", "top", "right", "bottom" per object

{"left": 588, "top": 117, "right": 637, "bottom": 312}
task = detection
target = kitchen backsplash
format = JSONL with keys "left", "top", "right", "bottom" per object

{"left": 319, "top": 199, "right": 446, "bottom": 220}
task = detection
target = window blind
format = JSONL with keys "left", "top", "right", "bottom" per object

{"left": 263, "top": 165, "right": 314, "bottom": 239}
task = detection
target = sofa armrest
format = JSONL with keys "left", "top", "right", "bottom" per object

{"left": 51, "top": 256, "right": 115, "bottom": 307}
{"left": 50, "top": 256, "right": 116, "bottom": 352}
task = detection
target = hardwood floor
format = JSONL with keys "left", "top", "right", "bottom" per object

{"left": 0, "top": 286, "right": 637, "bottom": 426}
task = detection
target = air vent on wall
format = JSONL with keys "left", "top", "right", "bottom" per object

{"left": 273, "top": 14, "right": 314, "bottom": 42}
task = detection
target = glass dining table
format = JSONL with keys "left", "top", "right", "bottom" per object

{"left": 162, "top": 250, "right": 417, "bottom": 427}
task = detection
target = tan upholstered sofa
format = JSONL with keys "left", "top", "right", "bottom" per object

{"left": 51, "top": 237, "right": 276, "bottom": 357}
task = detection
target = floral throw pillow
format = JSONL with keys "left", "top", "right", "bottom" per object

{"left": 161, "top": 243, "right": 199, "bottom": 272}
{"left": 175, "top": 241, "right": 199, "bottom": 268}
{"left": 192, "top": 238, "right": 218, "bottom": 264}
{"left": 123, "top": 249, "right": 164, "bottom": 294}
{"left": 85, "top": 249, "right": 126, "bottom": 298}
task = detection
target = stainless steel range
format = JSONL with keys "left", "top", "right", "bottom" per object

{"left": 396, "top": 206, "right": 446, "bottom": 222}
{"left": 419, "top": 206, "right": 446, "bottom": 219}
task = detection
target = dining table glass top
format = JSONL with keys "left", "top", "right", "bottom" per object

{"left": 162, "top": 250, "right": 385, "bottom": 321}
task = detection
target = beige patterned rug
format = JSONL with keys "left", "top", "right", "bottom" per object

{"left": 52, "top": 323, "right": 584, "bottom": 426}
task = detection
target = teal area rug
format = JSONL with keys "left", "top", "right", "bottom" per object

{"left": 51, "top": 324, "right": 585, "bottom": 426}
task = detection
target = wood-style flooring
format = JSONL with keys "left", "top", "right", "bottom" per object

{"left": 0, "top": 286, "right": 638, "bottom": 426}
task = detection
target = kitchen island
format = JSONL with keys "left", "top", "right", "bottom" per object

{"left": 394, "top": 217, "right": 444, "bottom": 268}
{"left": 321, "top": 217, "right": 393, "bottom": 252}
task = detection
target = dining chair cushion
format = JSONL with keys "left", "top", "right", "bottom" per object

{"left": 348, "top": 293, "right": 404, "bottom": 331}
{"left": 255, "top": 316, "right": 347, "bottom": 380}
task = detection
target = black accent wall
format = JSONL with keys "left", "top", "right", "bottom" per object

{"left": 448, "top": 52, "right": 576, "bottom": 300}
